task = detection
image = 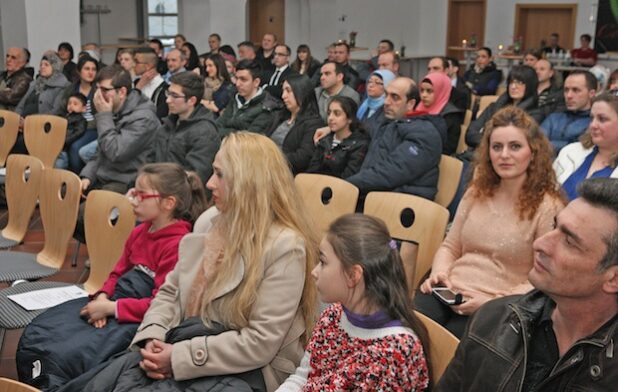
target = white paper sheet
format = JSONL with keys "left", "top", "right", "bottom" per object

{"left": 8, "top": 285, "right": 88, "bottom": 310}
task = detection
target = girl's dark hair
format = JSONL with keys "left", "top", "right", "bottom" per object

{"left": 328, "top": 96, "right": 365, "bottom": 134}
{"left": 138, "top": 163, "right": 208, "bottom": 222}
{"left": 284, "top": 74, "right": 320, "bottom": 119}
{"left": 218, "top": 45, "right": 237, "bottom": 59}
{"left": 206, "top": 53, "right": 231, "bottom": 83}
{"left": 76, "top": 55, "right": 99, "bottom": 73}
{"left": 507, "top": 65, "right": 538, "bottom": 103}
{"left": 326, "top": 214, "right": 431, "bottom": 371}
{"left": 58, "top": 42, "right": 74, "bottom": 60}
{"left": 182, "top": 42, "right": 201, "bottom": 72}
{"left": 291, "top": 44, "right": 314, "bottom": 74}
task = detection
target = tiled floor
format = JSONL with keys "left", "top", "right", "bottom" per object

{"left": 0, "top": 209, "right": 89, "bottom": 380}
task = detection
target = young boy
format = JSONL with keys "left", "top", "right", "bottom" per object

{"left": 56, "top": 93, "right": 88, "bottom": 170}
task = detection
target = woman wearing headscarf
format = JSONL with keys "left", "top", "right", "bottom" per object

{"left": 357, "top": 69, "right": 395, "bottom": 137}
{"left": 416, "top": 72, "right": 464, "bottom": 155}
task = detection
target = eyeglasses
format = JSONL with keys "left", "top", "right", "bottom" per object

{"left": 98, "top": 85, "right": 118, "bottom": 93}
{"left": 165, "top": 90, "right": 186, "bottom": 99}
{"left": 274, "top": 52, "right": 289, "bottom": 57}
{"left": 509, "top": 80, "right": 525, "bottom": 87}
{"left": 127, "top": 189, "right": 161, "bottom": 202}
{"left": 367, "top": 79, "right": 384, "bottom": 86}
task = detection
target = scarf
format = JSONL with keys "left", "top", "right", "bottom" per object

{"left": 414, "top": 72, "right": 451, "bottom": 115}
{"left": 357, "top": 69, "right": 396, "bottom": 119}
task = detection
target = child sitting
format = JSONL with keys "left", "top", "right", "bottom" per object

{"left": 56, "top": 92, "right": 88, "bottom": 171}
{"left": 277, "top": 214, "right": 430, "bottom": 391}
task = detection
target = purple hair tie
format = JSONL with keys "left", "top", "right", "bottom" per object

{"left": 389, "top": 239, "right": 397, "bottom": 250}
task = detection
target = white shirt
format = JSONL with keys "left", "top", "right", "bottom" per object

{"left": 140, "top": 74, "right": 165, "bottom": 100}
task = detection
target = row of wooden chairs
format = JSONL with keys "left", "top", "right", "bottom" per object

{"left": 0, "top": 111, "right": 67, "bottom": 169}
{"left": 294, "top": 173, "right": 459, "bottom": 383}
{"left": 459, "top": 94, "right": 500, "bottom": 154}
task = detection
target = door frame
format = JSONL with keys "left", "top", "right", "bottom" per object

{"left": 514, "top": 3, "right": 578, "bottom": 49}
{"left": 446, "top": 0, "right": 487, "bottom": 57}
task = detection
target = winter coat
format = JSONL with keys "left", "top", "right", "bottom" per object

{"left": 541, "top": 109, "right": 591, "bottom": 154}
{"left": 463, "top": 62, "right": 503, "bottom": 96}
{"left": 307, "top": 131, "right": 369, "bottom": 178}
{"left": 278, "top": 114, "right": 324, "bottom": 174}
{"left": 80, "top": 89, "right": 159, "bottom": 186}
{"left": 216, "top": 90, "right": 282, "bottom": 137}
{"left": 346, "top": 114, "right": 447, "bottom": 200}
{"left": 15, "top": 72, "right": 70, "bottom": 116}
{"left": 152, "top": 105, "right": 221, "bottom": 182}
{"left": 441, "top": 102, "right": 464, "bottom": 155}
{"left": 0, "top": 67, "right": 33, "bottom": 110}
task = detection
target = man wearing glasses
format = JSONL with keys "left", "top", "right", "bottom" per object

{"left": 152, "top": 71, "right": 220, "bottom": 183}
{"left": 0, "top": 47, "right": 32, "bottom": 110}
{"left": 263, "top": 44, "right": 297, "bottom": 100}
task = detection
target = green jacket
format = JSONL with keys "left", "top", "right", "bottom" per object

{"left": 215, "top": 89, "right": 282, "bottom": 137}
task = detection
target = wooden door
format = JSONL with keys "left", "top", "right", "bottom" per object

{"left": 514, "top": 4, "right": 577, "bottom": 51}
{"left": 248, "top": 0, "right": 285, "bottom": 45}
{"left": 446, "top": 0, "right": 486, "bottom": 60}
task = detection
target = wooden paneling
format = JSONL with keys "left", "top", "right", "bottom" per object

{"left": 514, "top": 4, "right": 577, "bottom": 51}
{"left": 248, "top": 0, "right": 285, "bottom": 45}
{"left": 446, "top": 0, "right": 486, "bottom": 59}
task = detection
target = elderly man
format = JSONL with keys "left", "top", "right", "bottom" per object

{"left": 0, "top": 47, "right": 32, "bottom": 110}
{"left": 436, "top": 178, "right": 618, "bottom": 391}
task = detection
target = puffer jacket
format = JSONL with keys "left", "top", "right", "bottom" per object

{"left": 346, "top": 114, "right": 446, "bottom": 200}
{"left": 0, "top": 68, "right": 33, "bottom": 110}
{"left": 307, "top": 130, "right": 369, "bottom": 179}
{"left": 152, "top": 105, "right": 220, "bottom": 182}
{"left": 436, "top": 290, "right": 618, "bottom": 391}
{"left": 541, "top": 110, "right": 591, "bottom": 154}
{"left": 463, "top": 62, "right": 503, "bottom": 96}
{"left": 216, "top": 89, "right": 282, "bottom": 137}
{"left": 80, "top": 89, "right": 159, "bottom": 186}
{"left": 15, "top": 72, "right": 70, "bottom": 116}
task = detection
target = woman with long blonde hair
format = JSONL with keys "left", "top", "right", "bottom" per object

{"left": 88, "top": 132, "right": 318, "bottom": 392}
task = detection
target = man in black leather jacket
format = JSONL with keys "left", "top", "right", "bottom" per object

{"left": 436, "top": 178, "right": 618, "bottom": 392}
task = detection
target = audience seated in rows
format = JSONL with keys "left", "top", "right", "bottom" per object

{"left": 82, "top": 132, "right": 318, "bottom": 391}
{"left": 554, "top": 93, "right": 618, "bottom": 200}
{"left": 314, "top": 61, "right": 360, "bottom": 121}
{"left": 133, "top": 47, "right": 169, "bottom": 120}
{"left": 201, "top": 53, "right": 235, "bottom": 117}
{"left": 152, "top": 71, "right": 220, "bottom": 183}
{"left": 270, "top": 74, "right": 324, "bottom": 174}
{"left": 346, "top": 77, "right": 446, "bottom": 202}
{"left": 0, "top": 47, "right": 32, "bottom": 111}
{"left": 417, "top": 106, "right": 564, "bottom": 337}
{"left": 436, "top": 178, "right": 618, "bottom": 391}
{"left": 541, "top": 70, "right": 596, "bottom": 153}
{"left": 216, "top": 60, "right": 281, "bottom": 136}
{"left": 307, "top": 96, "right": 369, "bottom": 178}
{"left": 463, "top": 47, "right": 502, "bottom": 96}
{"left": 17, "top": 163, "right": 203, "bottom": 391}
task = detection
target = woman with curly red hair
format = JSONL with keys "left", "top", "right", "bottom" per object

{"left": 416, "top": 106, "right": 564, "bottom": 338}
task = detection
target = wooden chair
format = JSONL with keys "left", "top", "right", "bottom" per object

{"left": 0, "top": 110, "right": 21, "bottom": 167}
{"left": 414, "top": 311, "right": 459, "bottom": 384}
{"left": 0, "top": 377, "right": 41, "bottom": 392}
{"left": 435, "top": 155, "right": 463, "bottom": 208}
{"left": 0, "top": 168, "right": 81, "bottom": 282}
{"left": 0, "top": 155, "right": 44, "bottom": 248}
{"left": 364, "top": 192, "right": 449, "bottom": 290}
{"left": 23, "top": 115, "right": 67, "bottom": 168}
{"left": 294, "top": 173, "right": 359, "bottom": 236}
{"left": 462, "top": 109, "right": 472, "bottom": 129}
{"left": 495, "top": 84, "right": 507, "bottom": 96}
{"left": 83, "top": 190, "right": 135, "bottom": 293}
{"left": 477, "top": 95, "right": 499, "bottom": 117}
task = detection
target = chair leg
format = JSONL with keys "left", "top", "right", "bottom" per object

{"left": 71, "top": 241, "right": 81, "bottom": 267}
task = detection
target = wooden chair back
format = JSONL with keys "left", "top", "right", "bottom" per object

{"left": 414, "top": 311, "right": 459, "bottom": 384}
{"left": 83, "top": 190, "right": 135, "bottom": 293}
{"left": 477, "top": 95, "right": 499, "bottom": 117}
{"left": 295, "top": 173, "right": 359, "bottom": 236}
{"left": 0, "top": 110, "right": 21, "bottom": 166}
{"left": 435, "top": 155, "right": 464, "bottom": 208}
{"left": 0, "top": 377, "right": 41, "bottom": 392}
{"left": 23, "top": 115, "right": 67, "bottom": 168}
{"left": 1, "top": 155, "right": 44, "bottom": 242}
{"left": 36, "top": 168, "right": 81, "bottom": 268}
{"left": 457, "top": 110, "right": 472, "bottom": 154}
{"left": 462, "top": 109, "right": 472, "bottom": 129}
{"left": 495, "top": 84, "right": 507, "bottom": 96}
{"left": 364, "top": 192, "right": 449, "bottom": 289}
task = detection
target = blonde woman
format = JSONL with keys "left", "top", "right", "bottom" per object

{"left": 86, "top": 132, "right": 318, "bottom": 392}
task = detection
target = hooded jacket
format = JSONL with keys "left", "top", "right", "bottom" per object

{"left": 307, "top": 130, "right": 369, "bottom": 179}
{"left": 80, "top": 89, "right": 159, "bottom": 185}
{"left": 346, "top": 114, "right": 447, "bottom": 200}
{"left": 152, "top": 105, "right": 220, "bottom": 182}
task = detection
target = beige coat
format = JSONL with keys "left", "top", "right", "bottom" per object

{"left": 131, "top": 207, "right": 308, "bottom": 391}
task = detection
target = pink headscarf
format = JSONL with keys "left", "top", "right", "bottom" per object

{"left": 415, "top": 72, "right": 451, "bottom": 115}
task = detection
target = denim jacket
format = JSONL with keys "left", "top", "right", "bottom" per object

{"left": 436, "top": 290, "right": 617, "bottom": 391}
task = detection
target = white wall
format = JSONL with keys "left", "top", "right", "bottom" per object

{"left": 0, "top": 0, "right": 28, "bottom": 53}
{"left": 180, "top": 0, "right": 211, "bottom": 54}
{"left": 25, "top": 0, "right": 81, "bottom": 65}
{"left": 208, "top": 0, "right": 247, "bottom": 50}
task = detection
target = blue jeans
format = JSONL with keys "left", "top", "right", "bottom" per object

{"left": 79, "top": 140, "right": 98, "bottom": 163}
{"left": 68, "top": 128, "right": 97, "bottom": 173}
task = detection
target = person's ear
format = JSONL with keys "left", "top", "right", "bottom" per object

{"left": 345, "top": 264, "right": 364, "bottom": 288}
{"left": 187, "top": 95, "right": 198, "bottom": 107}
{"left": 253, "top": 77, "right": 261, "bottom": 89}
{"left": 406, "top": 99, "right": 416, "bottom": 113}
{"left": 602, "top": 265, "right": 618, "bottom": 295}
{"left": 161, "top": 195, "right": 177, "bottom": 213}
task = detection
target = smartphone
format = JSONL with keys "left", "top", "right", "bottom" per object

{"left": 432, "top": 287, "right": 465, "bottom": 306}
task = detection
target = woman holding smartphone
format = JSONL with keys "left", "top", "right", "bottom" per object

{"left": 416, "top": 106, "right": 564, "bottom": 338}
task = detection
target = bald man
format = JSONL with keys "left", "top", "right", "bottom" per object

{"left": 0, "top": 47, "right": 33, "bottom": 110}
